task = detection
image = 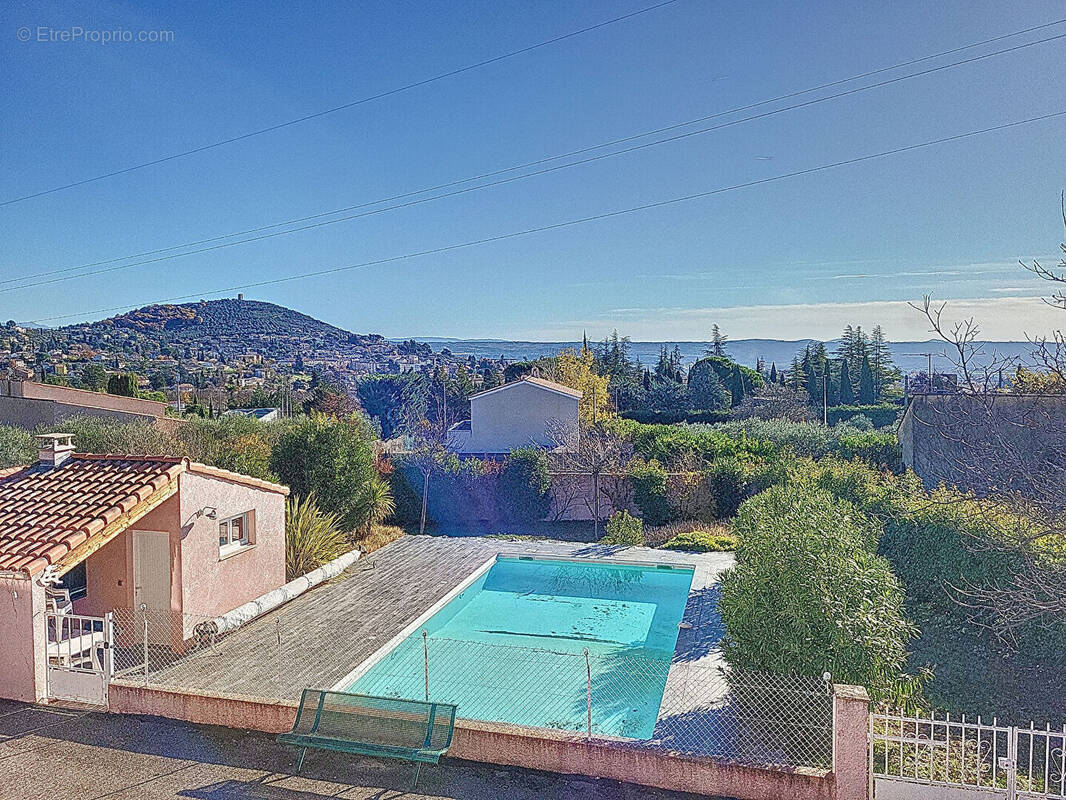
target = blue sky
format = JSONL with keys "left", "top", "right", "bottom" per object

{"left": 3, "top": 0, "right": 1065, "bottom": 341}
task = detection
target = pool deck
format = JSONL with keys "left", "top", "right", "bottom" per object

{"left": 146, "top": 535, "right": 733, "bottom": 708}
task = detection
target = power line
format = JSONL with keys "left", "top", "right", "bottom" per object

{"left": 26, "top": 108, "right": 1066, "bottom": 326}
{"left": 0, "top": 0, "right": 682, "bottom": 207}
{"left": 6, "top": 26, "right": 1065, "bottom": 294}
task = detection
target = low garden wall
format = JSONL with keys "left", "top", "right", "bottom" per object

{"left": 108, "top": 681, "right": 868, "bottom": 800}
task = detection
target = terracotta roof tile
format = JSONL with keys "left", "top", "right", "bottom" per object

{"left": 0, "top": 455, "right": 186, "bottom": 576}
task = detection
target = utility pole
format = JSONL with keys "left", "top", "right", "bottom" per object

{"left": 903, "top": 352, "right": 941, "bottom": 395}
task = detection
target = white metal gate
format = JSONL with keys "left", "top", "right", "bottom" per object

{"left": 44, "top": 612, "right": 112, "bottom": 707}
{"left": 870, "top": 710, "right": 1066, "bottom": 800}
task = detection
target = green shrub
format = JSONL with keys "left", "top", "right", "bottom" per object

{"left": 826, "top": 403, "right": 901, "bottom": 428}
{"left": 614, "top": 418, "right": 775, "bottom": 468}
{"left": 602, "top": 510, "right": 644, "bottom": 546}
{"left": 620, "top": 409, "right": 733, "bottom": 425}
{"left": 271, "top": 412, "right": 377, "bottom": 531}
{"left": 0, "top": 425, "right": 35, "bottom": 467}
{"left": 720, "top": 484, "right": 917, "bottom": 698}
{"left": 285, "top": 493, "right": 349, "bottom": 581}
{"left": 706, "top": 457, "right": 747, "bottom": 518}
{"left": 662, "top": 528, "right": 736, "bottom": 552}
{"left": 837, "top": 430, "right": 902, "bottom": 471}
{"left": 628, "top": 458, "right": 673, "bottom": 525}
{"left": 498, "top": 447, "right": 552, "bottom": 522}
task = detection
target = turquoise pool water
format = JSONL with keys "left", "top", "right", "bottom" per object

{"left": 345, "top": 556, "right": 694, "bottom": 738}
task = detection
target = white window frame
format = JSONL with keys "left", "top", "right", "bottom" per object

{"left": 218, "top": 512, "right": 253, "bottom": 557}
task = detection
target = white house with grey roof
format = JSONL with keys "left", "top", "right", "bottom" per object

{"left": 447, "top": 377, "right": 581, "bottom": 457}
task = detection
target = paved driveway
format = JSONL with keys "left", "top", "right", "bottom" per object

{"left": 0, "top": 701, "right": 723, "bottom": 800}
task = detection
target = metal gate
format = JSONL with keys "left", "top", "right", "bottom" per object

{"left": 870, "top": 710, "right": 1066, "bottom": 800}
{"left": 44, "top": 612, "right": 112, "bottom": 707}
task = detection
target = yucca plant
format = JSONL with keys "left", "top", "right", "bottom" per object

{"left": 285, "top": 493, "right": 348, "bottom": 581}
{"left": 355, "top": 477, "right": 396, "bottom": 536}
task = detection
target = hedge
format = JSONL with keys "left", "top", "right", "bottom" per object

{"left": 620, "top": 409, "right": 733, "bottom": 425}
{"left": 826, "top": 403, "right": 901, "bottom": 428}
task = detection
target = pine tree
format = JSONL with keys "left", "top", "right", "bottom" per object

{"left": 768, "top": 362, "right": 778, "bottom": 384}
{"left": 706, "top": 325, "right": 729, "bottom": 357}
{"left": 837, "top": 325, "right": 857, "bottom": 369}
{"left": 868, "top": 325, "right": 898, "bottom": 400}
{"left": 838, "top": 359, "right": 855, "bottom": 404}
{"left": 858, "top": 355, "right": 876, "bottom": 404}
{"left": 756, "top": 356, "right": 766, "bottom": 375}
{"left": 787, "top": 353, "right": 805, "bottom": 389}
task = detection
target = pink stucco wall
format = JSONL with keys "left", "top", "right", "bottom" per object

{"left": 176, "top": 471, "right": 285, "bottom": 619}
{"left": 107, "top": 683, "right": 868, "bottom": 800}
{"left": 78, "top": 472, "right": 285, "bottom": 621}
{"left": 0, "top": 575, "right": 45, "bottom": 702}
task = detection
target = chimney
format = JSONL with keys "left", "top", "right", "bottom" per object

{"left": 37, "top": 433, "right": 75, "bottom": 468}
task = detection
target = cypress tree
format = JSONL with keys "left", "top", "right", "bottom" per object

{"left": 768, "top": 362, "right": 778, "bottom": 384}
{"left": 838, "top": 359, "right": 855, "bottom": 404}
{"left": 858, "top": 355, "right": 876, "bottom": 404}
{"left": 729, "top": 365, "right": 745, "bottom": 407}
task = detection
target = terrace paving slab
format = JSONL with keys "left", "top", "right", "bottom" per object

{"left": 145, "top": 535, "right": 732, "bottom": 707}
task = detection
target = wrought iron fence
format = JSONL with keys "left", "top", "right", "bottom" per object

{"left": 870, "top": 710, "right": 1066, "bottom": 799}
{"left": 110, "top": 605, "right": 834, "bottom": 770}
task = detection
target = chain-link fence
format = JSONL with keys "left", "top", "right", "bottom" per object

{"left": 110, "top": 607, "right": 833, "bottom": 769}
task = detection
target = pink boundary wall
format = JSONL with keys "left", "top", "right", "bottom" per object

{"left": 108, "top": 682, "right": 869, "bottom": 800}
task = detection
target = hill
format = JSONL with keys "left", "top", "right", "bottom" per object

{"left": 103, "top": 298, "right": 366, "bottom": 343}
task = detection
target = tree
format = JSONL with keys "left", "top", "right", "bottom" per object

{"left": 687, "top": 360, "right": 729, "bottom": 410}
{"left": 356, "top": 374, "right": 416, "bottom": 439}
{"left": 732, "top": 382, "right": 815, "bottom": 422}
{"left": 79, "top": 363, "right": 108, "bottom": 391}
{"left": 868, "top": 325, "right": 900, "bottom": 399}
{"left": 304, "top": 383, "right": 358, "bottom": 417}
{"left": 555, "top": 348, "right": 612, "bottom": 424}
{"left": 706, "top": 324, "right": 729, "bottom": 357}
{"left": 646, "top": 375, "right": 690, "bottom": 412}
{"left": 768, "top": 362, "right": 778, "bottom": 384}
{"left": 271, "top": 412, "right": 378, "bottom": 531}
{"left": 547, "top": 419, "right": 631, "bottom": 537}
{"left": 838, "top": 359, "right": 856, "bottom": 404}
{"left": 498, "top": 447, "right": 552, "bottom": 522}
{"left": 106, "top": 373, "right": 138, "bottom": 397}
{"left": 857, "top": 355, "right": 876, "bottom": 404}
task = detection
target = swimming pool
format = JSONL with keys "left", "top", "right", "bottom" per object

{"left": 341, "top": 555, "right": 694, "bottom": 738}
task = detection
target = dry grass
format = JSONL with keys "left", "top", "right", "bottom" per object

{"left": 352, "top": 523, "right": 405, "bottom": 555}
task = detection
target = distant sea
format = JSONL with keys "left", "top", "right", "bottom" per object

{"left": 403, "top": 337, "right": 1037, "bottom": 374}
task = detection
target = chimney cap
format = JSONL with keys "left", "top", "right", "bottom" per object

{"left": 37, "top": 433, "right": 75, "bottom": 447}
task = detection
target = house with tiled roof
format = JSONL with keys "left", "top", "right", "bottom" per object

{"left": 0, "top": 434, "right": 288, "bottom": 704}
{"left": 447, "top": 376, "right": 581, "bottom": 457}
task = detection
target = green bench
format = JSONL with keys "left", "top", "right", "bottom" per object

{"left": 278, "top": 689, "right": 458, "bottom": 789}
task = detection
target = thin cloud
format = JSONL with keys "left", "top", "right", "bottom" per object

{"left": 532, "top": 295, "right": 1065, "bottom": 341}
